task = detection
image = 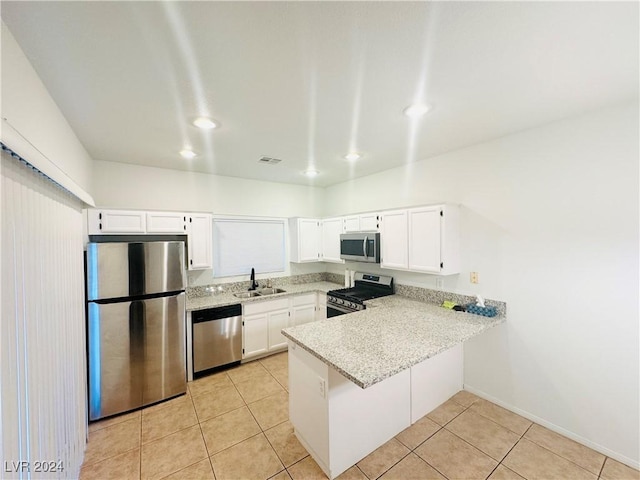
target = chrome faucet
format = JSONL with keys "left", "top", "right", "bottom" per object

{"left": 249, "top": 268, "right": 258, "bottom": 290}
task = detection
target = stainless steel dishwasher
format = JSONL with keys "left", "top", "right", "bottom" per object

{"left": 192, "top": 304, "right": 242, "bottom": 376}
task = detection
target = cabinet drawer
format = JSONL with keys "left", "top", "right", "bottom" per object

{"left": 243, "top": 298, "right": 290, "bottom": 316}
{"left": 292, "top": 293, "right": 317, "bottom": 307}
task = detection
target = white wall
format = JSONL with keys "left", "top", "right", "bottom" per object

{"left": 92, "top": 160, "right": 325, "bottom": 217}
{"left": 323, "top": 103, "right": 639, "bottom": 466}
{"left": 1, "top": 23, "right": 94, "bottom": 197}
{"left": 92, "top": 160, "right": 327, "bottom": 285}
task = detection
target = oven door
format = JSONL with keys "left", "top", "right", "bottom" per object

{"left": 327, "top": 303, "right": 355, "bottom": 318}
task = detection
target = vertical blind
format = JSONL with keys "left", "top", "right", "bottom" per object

{"left": 1, "top": 148, "right": 87, "bottom": 479}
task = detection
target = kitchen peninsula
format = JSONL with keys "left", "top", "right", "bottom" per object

{"left": 282, "top": 294, "right": 506, "bottom": 480}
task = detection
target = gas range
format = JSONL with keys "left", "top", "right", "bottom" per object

{"left": 327, "top": 272, "right": 394, "bottom": 317}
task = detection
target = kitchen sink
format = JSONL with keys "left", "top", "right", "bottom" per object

{"left": 233, "top": 291, "right": 262, "bottom": 298}
{"left": 255, "top": 288, "right": 286, "bottom": 296}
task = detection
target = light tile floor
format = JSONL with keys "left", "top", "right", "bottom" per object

{"left": 81, "top": 352, "right": 639, "bottom": 480}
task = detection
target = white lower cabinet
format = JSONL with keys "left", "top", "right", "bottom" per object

{"left": 242, "top": 312, "right": 269, "bottom": 359}
{"left": 291, "top": 293, "right": 317, "bottom": 326}
{"left": 317, "top": 294, "right": 327, "bottom": 321}
{"left": 242, "top": 293, "right": 323, "bottom": 360}
{"left": 268, "top": 308, "right": 290, "bottom": 351}
{"left": 288, "top": 342, "right": 462, "bottom": 479}
{"left": 243, "top": 297, "right": 291, "bottom": 359}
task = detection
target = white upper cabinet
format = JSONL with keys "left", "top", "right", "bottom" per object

{"left": 381, "top": 205, "right": 460, "bottom": 275}
{"left": 87, "top": 209, "right": 146, "bottom": 234}
{"left": 289, "top": 218, "right": 321, "bottom": 263}
{"left": 359, "top": 213, "right": 380, "bottom": 231}
{"left": 320, "top": 217, "right": 344, "bottom": 263}
{"left": 146, "top": 211, "right": 187, "bottom": 233}
{"left": 380, "top": 209, "right": 409, "bottom": 270}
{"left": 187, "top": 214, "right": 213, "bottom": 270}
{"left": 344, "top": 216, "right": 360, "bottom": 232}
{"left": 344, "top": 213, "right": 380, "bottom": 232}
{"left": 408, "top": 206, "right": 441, "bottom": 273}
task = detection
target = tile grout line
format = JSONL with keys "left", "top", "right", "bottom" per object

{"left": 597, "top": 457, "right": 608, "bottom": 479}
{"left": 419, "top": 401, "right": 474, "bottom": 480}
{"left": 518, "top": 435, "right": 605, "bottom": 478}
{"left": 367, "top": 447, "right": 412, "bottom": 480}
{"left": 242, "top": 366, "right": 291, "bottom": 476}
{"left": 488, "top": 419, "right": 534, "bottom": 479}
{"left": 464, "top": 401, "right": 532, "bottom": 437}
{"left": 410, "top": 435, "right": 451, "bottom": 480}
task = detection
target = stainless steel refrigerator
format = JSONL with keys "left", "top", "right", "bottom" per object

{"left": 86, "top": 241, "right": 187, "bottom": 421}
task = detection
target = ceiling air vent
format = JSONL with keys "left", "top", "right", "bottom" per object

{"left": 258, "top": 156, "right": 282, "bottom": 165}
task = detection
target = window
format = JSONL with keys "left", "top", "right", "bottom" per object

{"left": 213, "top": 217, "right": 286, "bottom": 277}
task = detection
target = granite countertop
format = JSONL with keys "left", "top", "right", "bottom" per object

{"left": 282, "top": 294, "right": 506, "bottom": 389}
{"left": 186, "top": 281, "right": 340, "bottom": 311}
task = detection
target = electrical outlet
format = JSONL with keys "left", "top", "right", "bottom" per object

{"left": 470, "top": 272, "right": 479, "bottom": 284}
{"left": 435, "top": 278, "right": 444, "bottom": 290}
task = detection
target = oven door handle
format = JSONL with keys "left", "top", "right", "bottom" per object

{"left": 328, "top": 303, "right": 355, "bottom": 314}
{"left": 363, "top": 236, "right": 368, "bottom": 259}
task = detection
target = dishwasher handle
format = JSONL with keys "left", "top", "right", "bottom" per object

{"left": 192, "top": 304, "right": 242, "bottom": 323}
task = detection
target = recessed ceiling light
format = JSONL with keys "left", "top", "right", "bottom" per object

{"left": 192, "top": 117, "right": 218, "bottom": 130}
{"left": 180, "top": 149, "right": 197, "bottom": 159}
{"left": 403, "top": 103, "right": 431, "bottom": 118}
{"left": 344, "top": 152, "right": 361, "bottom": 161}
{"left": 303, "top": 169, "right": 319, "bottom": 177}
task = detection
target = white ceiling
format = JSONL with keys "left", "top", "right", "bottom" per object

{"left": 2, "top": 1, "right": 638, "bottom": 187}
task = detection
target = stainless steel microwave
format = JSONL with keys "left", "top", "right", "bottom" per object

{"left": 340, "top": 232, "right": 380, "bottom": 263}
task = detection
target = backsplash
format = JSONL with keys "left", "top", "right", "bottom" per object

{"left": 187, "top": 271, "right": 505, "bottom": 316}
{"left": 395, "top": 284, "right": 506, "bottom": 317}
{"left": 187, "top": 272, "right": 330, "bottom": 299}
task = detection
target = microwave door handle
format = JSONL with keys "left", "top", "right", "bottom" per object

{"left": 363, "top": 236, "right": 368, "bottom": 259}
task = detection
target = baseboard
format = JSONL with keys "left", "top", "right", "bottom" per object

{"left": 463, "top": 384, "right": 640, "bottom": 471}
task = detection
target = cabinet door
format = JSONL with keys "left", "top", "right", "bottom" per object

{"left": 344, "top": 216, "right": 360, "bottom": 232}
{"left": 88, "top": 209, "right": 146, "bottom": 234}
{"left": 316, "top": 294, "right": 326, "bottom": 321}
{"left": 292, "top": 304, "right": 316, "bottom": 326}
{"left": 359, "top": 213, "right": 379, "bottom": 231}
{"left": 268, "top": 308, "right": 290, "bottom": 351}
{"left": 147, "top": 212, "right": 187, "bottom": 233}
{"left": 408, "top": 206, "right": 442, "bottom": 273}
{"left": 298, "top": 219, "right": 321, "bottom": 262}
{"left": 321, "top": 217, "right": 344, "bottom": 263}
{"left": 243, "top": 313, "right": 268, "bottom": 359}
{"left": 188, "top": 214, "right": 212, "bottom": 270}
{"left": 380, "top": 210, "right": 408, "bottom": 270}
